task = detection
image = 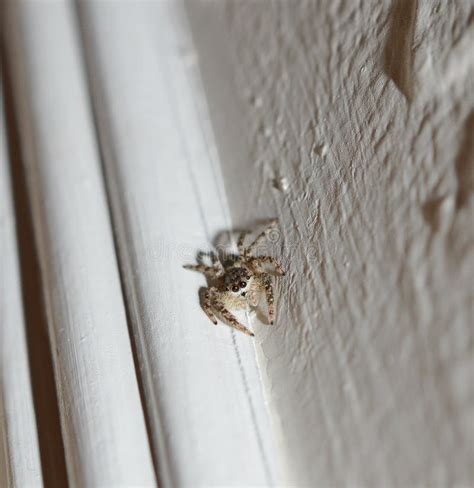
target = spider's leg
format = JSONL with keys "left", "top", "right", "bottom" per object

{"left": 237, "top": 230, "right": 250, "bottom": 256}
{"left": 248, "top": 255, "right": 286, "bottom": 276}
{"left": 212, "top": 299, "right": 255, "bottom": 337}
{"left": 200, "top": 287, "right": 218, "bottom": 325}
{"left": 246, "top": 220, "right": 278, "bottom": 256}
{"left": 183, "top": 264, "right": 216, "bottom": 275}
{"left": 209, "top": 252, "right": 225, "bottom": 277}
{"left": 261, "top": 274, "right": 275, "bottom": 324}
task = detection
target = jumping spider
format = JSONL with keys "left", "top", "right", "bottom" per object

{"left": 183, "top": 220, "right": 286, "bottom": 337}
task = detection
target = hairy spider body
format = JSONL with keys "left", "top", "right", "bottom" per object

{"left": 183, "top": 220, "right": 286, "bottom": 337}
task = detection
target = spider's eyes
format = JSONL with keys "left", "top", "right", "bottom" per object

{"left": 231, "top": 285, "right": 240, "bottom": 293}
{"left": 239, "top": 281, "right": 247, "bottom": 289}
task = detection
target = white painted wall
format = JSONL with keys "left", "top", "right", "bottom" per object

{"left": 189, "top": 0, "right": 474, "bottom": 485}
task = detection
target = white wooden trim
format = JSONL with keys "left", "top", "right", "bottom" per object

{"left": 1, "top": 79, "right": 43, "bottom": 488}
{"left": 4, "top": 2, "right": 155, "bottom": 485}
{"left": 78, "top": 1, "right": 279, "bottom": 485}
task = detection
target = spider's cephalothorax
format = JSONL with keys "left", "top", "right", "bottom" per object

{"left": 183, "top": 220, "right": 286, "bottom": 337}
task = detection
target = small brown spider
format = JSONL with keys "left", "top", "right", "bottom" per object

{"left": 183, "top": 220, "right": 286, "bottom": 337}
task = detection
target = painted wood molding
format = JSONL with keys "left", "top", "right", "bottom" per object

{"left": 77, "top": 1, "right": 279, "bottom": 485}
{"left": 1, "top": 79, "right": 43, "bottom": 488}
{"left": 3, "top": 1, "right": 155, "bottom": 485}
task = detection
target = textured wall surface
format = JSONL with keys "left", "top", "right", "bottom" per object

{"left": 190, "top": 0, "right": 474, "bottom": 485}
